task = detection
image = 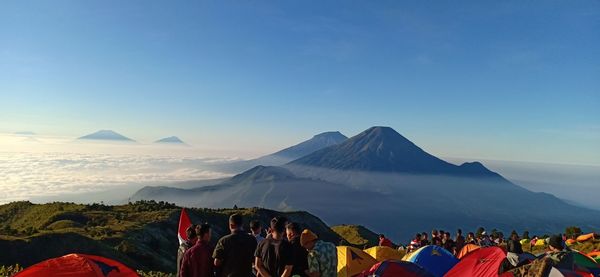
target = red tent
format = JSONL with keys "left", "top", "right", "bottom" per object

{"left": 360, "top": 260, "right": 435, "bottom": 277}
{"left": 15, "top": 253, "right": 139, "bottom": 277}
{"left": 444, "top": 246, "right": 506, "bottom": 277}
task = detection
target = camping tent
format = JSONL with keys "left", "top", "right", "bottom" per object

{"left": 520, "top": 239, "right": 530, "bottom": 246}
{"left": 576, "top": 233, "right": 595, "bottom": 243}
{"left": 457, "top": 244, "right": 480, "bottom": 259}
{"left": 572, "top": 251, "right": 600, "bottom": 275}
{"left": 360, "top": 260, "right": 435, "bottom": 277}
{"left": 536, "top": 239, "right": 546, "bottom": 246}
{"left": 337, "top": 246, "right": 378, "bottom": 277}
{"left": 566, "top": 239, "right": 577, "bottom": 246}
{"left": 587, "top": 251, "right": 600, "bottom": 263}
{"left": 402, "top": 245, "right": 458, "bottom": 277}
{"left": 15, "top": 253, "right": 138, "bottom": 277}
{"left": 548, "top": 267, "right": 594, "bottom": 277}
{"left": 364, "top": 246, "right": 404, "bottom": 262}
{"left": 445, "top": 246, "right": 506, "bottom": 277}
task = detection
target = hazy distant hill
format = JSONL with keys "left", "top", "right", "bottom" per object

{"left": 154, "top": 136, "right": 187, "bottom": 145}
{"left": 132, "top": 126, "right": 600, "bottom": 240}
{"left": 212, "top": 131, "right": 348, "bottom": 173}
{"left": 0, "top": 201, "right": 341, "bottom": 273}
{"left": 78, "top": 130, "right": 135, "bottom": 142}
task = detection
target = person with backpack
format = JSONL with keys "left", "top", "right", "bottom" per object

{"left": 255, "top": 216, "right": 293, "bottom": 277}
{"left": 301, "top": 229, "right": 337, "bottom": 277}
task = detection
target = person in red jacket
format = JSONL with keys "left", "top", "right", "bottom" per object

{"left": 378, "top": 234, "right": 393, "bottom": 247}
{"left": 180, "top": 223, "right": 214, "bottom": 277}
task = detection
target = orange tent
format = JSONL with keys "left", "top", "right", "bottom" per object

{"left": 566, "top": 239, "right": 577, "bottom": 246}
{"left": 457, "top": 244, "right": 480, "bottom": 259}
{"left": 15, "top": 253, "right": 139, "bottom": 277}
{"left": 577, "top": 233, "right": 596, "bottom": 242}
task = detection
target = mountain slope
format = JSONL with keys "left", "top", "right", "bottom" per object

{"left": 78, "top": 130, "right": 135, "bottom": 142}
{"left": 132, "top": 126, "right": 600, "bottom": 240}
{"left": 290, "top": 126, "right": 495, "bottom": 176}
{"left": 210, "top": 131, "right": 347, "bottom": 173}
{"left": 0, "top": 201, "right": 341, "bottom": 273}
{"left": 154, "top": 136, "right": 186, "bottom": 144}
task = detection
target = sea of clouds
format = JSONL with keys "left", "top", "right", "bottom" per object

{"left": 0, "top": 134, "right": 236, "bottom": 204}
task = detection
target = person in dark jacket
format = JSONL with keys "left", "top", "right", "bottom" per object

{"left": 181, "top": 224, "right": 214, "bottom": 277}
{"left": 213, "top": 214, "right": 257, "bottom": 277}
{"left": 177, "top": 225, "right": 197, "bottom": 277}
{"left": 286, "top": 222, "right": 308, "bottom": 277}
{"left": 255, "top": 216, "right": 293, "bottom": 277}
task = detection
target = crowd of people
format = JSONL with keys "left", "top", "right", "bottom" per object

{"left": 384, "top": 228, "right": 578, "bottom": 274}
{"left": 398, "top": 228, "right": 494, "bottom": 255}
{"left": 177, "top": 214, "right": 337, "bottom": 277}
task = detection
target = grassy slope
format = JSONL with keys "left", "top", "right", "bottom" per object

{"left": 0, "top": 201, "right": 341, "bottom": 273}
{"left": 332, "top": 224, "right": 381, "bottom": 248}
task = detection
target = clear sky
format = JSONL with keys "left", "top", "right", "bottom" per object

{"left": 1, "top": 1, "right": 599, "bottom": 164}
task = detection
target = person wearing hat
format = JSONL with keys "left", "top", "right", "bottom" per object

{"left": 545, "top": 235, "right": 574, "bottom": 270}
{"left": 300, "top": 229, "right": 337, "bottom": 277}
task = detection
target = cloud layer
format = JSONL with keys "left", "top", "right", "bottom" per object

{"left": 0, "top": 151, "right": 231, "bottom": 204}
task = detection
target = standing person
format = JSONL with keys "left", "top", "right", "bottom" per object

{"left": 286, "top": 222, "right": 308, "bottom": 277}
{"left": 301, "top": 229, "right": 337, "bottom": 277}
{"left": 431, "top": 229, "right": 441, "bottom": 246}
{"left": 177, "top": 225, "right": 197, "bottom": 277}
{"left": 213, "top": 214, "right": 257, "bottom": 277}
{"left": 442, "top": 232, "right": 456, "bottom": 255}
{"left": 530, "top": 236, "right": 538, "bottom": 252}
{"left": 455, "top": 229, "right": 465, "bottom": 252}
{"left": 181, "top": 224, "right": 214, "bottom": 277}
{"left": 250, "top": 220, "right": 265, "bottom": 244}
{"left": 420, "top": 233, "right": 429, "bottom": 246}
{"left": 479, "top": 232, "right": 493, "bottom": 247}
{"left": 465, "top": 232, "right": 476, "bottom": 245}
{"left": 255, "top": 216, "right": 293, "bottom": 277}
{"left": 378, "top": 234, "right": 393, "bottom": 247}
{"left": 545, "top": 235, "right": 575, "bottom": 270}
{"left": 408, "top": 233, "right": 422, "bottom": 252}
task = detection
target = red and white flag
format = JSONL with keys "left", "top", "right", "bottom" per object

{"left": 178, "top": 208, "right": 192, "bottom": 245}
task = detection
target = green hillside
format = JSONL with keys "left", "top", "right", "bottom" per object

{"left": 332, "top": 224, "right": 381, "bottom": 248}
{"left": 0, "top": 200, "right": 341, "bottom": 273}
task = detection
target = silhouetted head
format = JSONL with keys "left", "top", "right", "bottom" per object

{"left": 198, "top": 223, "right": 211, "bottom": 242}
{"left": 548, "top": 235, "right": 563, "bottom": 251}
{"left": 186, "top": 225, "right": 197, "bottom": 242}
{"left": 250, "top": 220, "right": 261, "bottom": 235}
{"left": 286, "top": 222, "right": 301, "bottom": 241}
{"left": 229, "top": 213, "right": 243, "bottom": 232}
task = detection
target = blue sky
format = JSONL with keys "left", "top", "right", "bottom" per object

{"left": 1, "top": 1, "right": 599, "bottom": 164}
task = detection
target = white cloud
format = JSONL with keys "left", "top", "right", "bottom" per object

{"left": 0, "top": 151, "right": 232, "bottom": 204}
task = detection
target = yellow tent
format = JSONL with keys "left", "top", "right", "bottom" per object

{"left": 535, "top": 239, "right": 546, "bottom": 246}
{"left": 364, "top": 246, "right": 404, "bottom": 262}
{"left": 520, "top": 239, "right": 530, "bottom": 246}
{"left": 337, "top": 246, "right": 378, "bottom": 277}
{"left": 577, "top": 233, "right": 595, "bottom": 242}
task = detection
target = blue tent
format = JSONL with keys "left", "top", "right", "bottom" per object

{"left": 403, "top": 245, "right": 458, "bottom": 277}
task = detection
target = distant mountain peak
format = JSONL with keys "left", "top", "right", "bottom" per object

{"left": 313, "top": 131, "right": 346, "bottom": 139}
{"left": 290, "top": 126, "right": 495, "bottom": 176}
{"left": 268, "top": 131, "right": 348, "bottom": 159}
{"left": 155, "top": 136, "right": 186, "bottom": 144}
{"left": 78, "top": 130, "right": 135, "bottom": 142}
